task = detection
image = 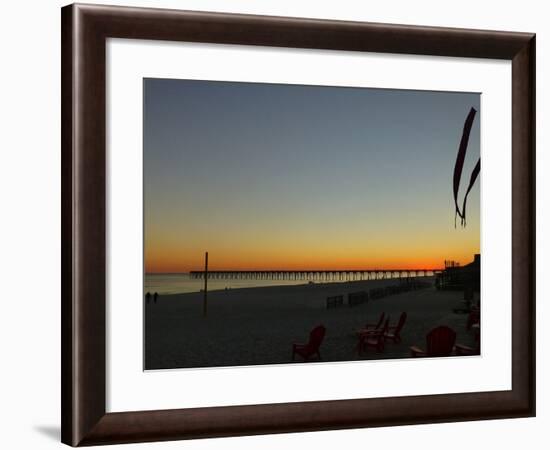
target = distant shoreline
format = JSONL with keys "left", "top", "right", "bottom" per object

{"left": 159, "top": 275, "right": 435, "bottom": 299}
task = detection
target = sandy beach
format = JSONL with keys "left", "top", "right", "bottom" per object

{"left": 144, "top": 277, "right": 479, "bottom": 370}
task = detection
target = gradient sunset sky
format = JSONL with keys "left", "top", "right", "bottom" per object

{"left": 144, "top": 79, "right": 480, "bottom": 273}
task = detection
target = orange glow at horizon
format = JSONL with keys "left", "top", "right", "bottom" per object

{"left": 145, "top": 257, "right": 475, "bottom": 273}
{"left": 145, "top": 231, "right": 479, "bottom": 273}
{"left": 144, "top": 191, "right": 480, "bottom": 274}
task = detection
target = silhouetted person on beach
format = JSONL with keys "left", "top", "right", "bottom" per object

{"left": 145, "top": 292, "right": 151, "bottom": 304}
{"left": 154, "top": 292, "right": 159, "bottom": 304}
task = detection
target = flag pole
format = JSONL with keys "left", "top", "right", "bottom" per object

{"left": 203, "top": 251, "right": 208, "bottom": 317}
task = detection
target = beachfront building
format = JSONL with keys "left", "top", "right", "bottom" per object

{"left": 435, "top": 254, "right": 480, "bottom": 295}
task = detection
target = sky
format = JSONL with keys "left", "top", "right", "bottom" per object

{"left": 144, "top": 78, "right": 480, "bottom": 273}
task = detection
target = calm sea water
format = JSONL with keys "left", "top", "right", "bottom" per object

{"left": 144, "top": 272, "right": 433, "bottom": 295}
{"left": 145, "top": 273, "right": 320, "bottom": 295}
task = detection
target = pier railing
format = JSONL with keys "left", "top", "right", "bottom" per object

{"left": 189, "top": 269, "right": 442, "bottom": 281}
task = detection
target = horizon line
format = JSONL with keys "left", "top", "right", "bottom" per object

{"left": 145, "top": 267, "right": 448, "bottom": 275}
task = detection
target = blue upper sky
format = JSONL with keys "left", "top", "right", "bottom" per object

{"left": 143, "top": 78, "right": 480, "bottom": 272}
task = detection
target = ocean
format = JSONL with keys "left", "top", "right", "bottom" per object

{"left": 144, "top": 272, "right": 435, "bottom": 295}
{"left": 145, "top": 273, "right": 322, "bottom": 295}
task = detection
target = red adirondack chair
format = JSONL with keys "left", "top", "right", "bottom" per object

{"left": 358, "top": 318, "right": 389, "bottom": 354}
{"left": 366, "top": 312, "right": 385, "bottom": 330}
{"left": 410, "top": 326, "right": 456, "bottom": 357}
{"left": 356, "top": 312, "right": 385, "bottom": 336}
{"left": 292, "top": 325, "right": 326, "bottom": 361}
{"left": 384, "top": 312, "right": 407, "bottom": 343}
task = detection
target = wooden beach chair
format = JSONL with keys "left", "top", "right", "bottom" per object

{"left": 292, "top": 325, "right": 326, "bottom": 362}
{"left": 358, "top": 319, "right": 389, "bottom": 354}
{"left": 356, "top": 312, "right": 385, "bottom": 336}
{"left": 366, "top": 312, "right": 385, "bottom": 330}
{"left": 410, "top": 326, "right": 456, "bottom": 357}
{"left": 384, "top": 312, "right": 407, "bottom": 343}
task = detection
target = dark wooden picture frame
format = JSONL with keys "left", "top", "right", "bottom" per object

{"left": 61, "top": 3, "right": 535, "bottom": 446}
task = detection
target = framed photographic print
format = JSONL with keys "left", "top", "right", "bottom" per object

{"left": 61, "top": 3, "right": 535, "bottom": 446}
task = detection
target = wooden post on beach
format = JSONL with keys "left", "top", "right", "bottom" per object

{"left": 203, "top": 251, "right": 208, "bottom": 317}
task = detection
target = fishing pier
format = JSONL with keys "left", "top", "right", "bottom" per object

{"left": 189, "top": 269, "right": 441, "bottom": 281}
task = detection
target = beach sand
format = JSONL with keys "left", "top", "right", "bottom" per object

{"left": 144, "top": 277, "right": 480, "bottom": 370}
